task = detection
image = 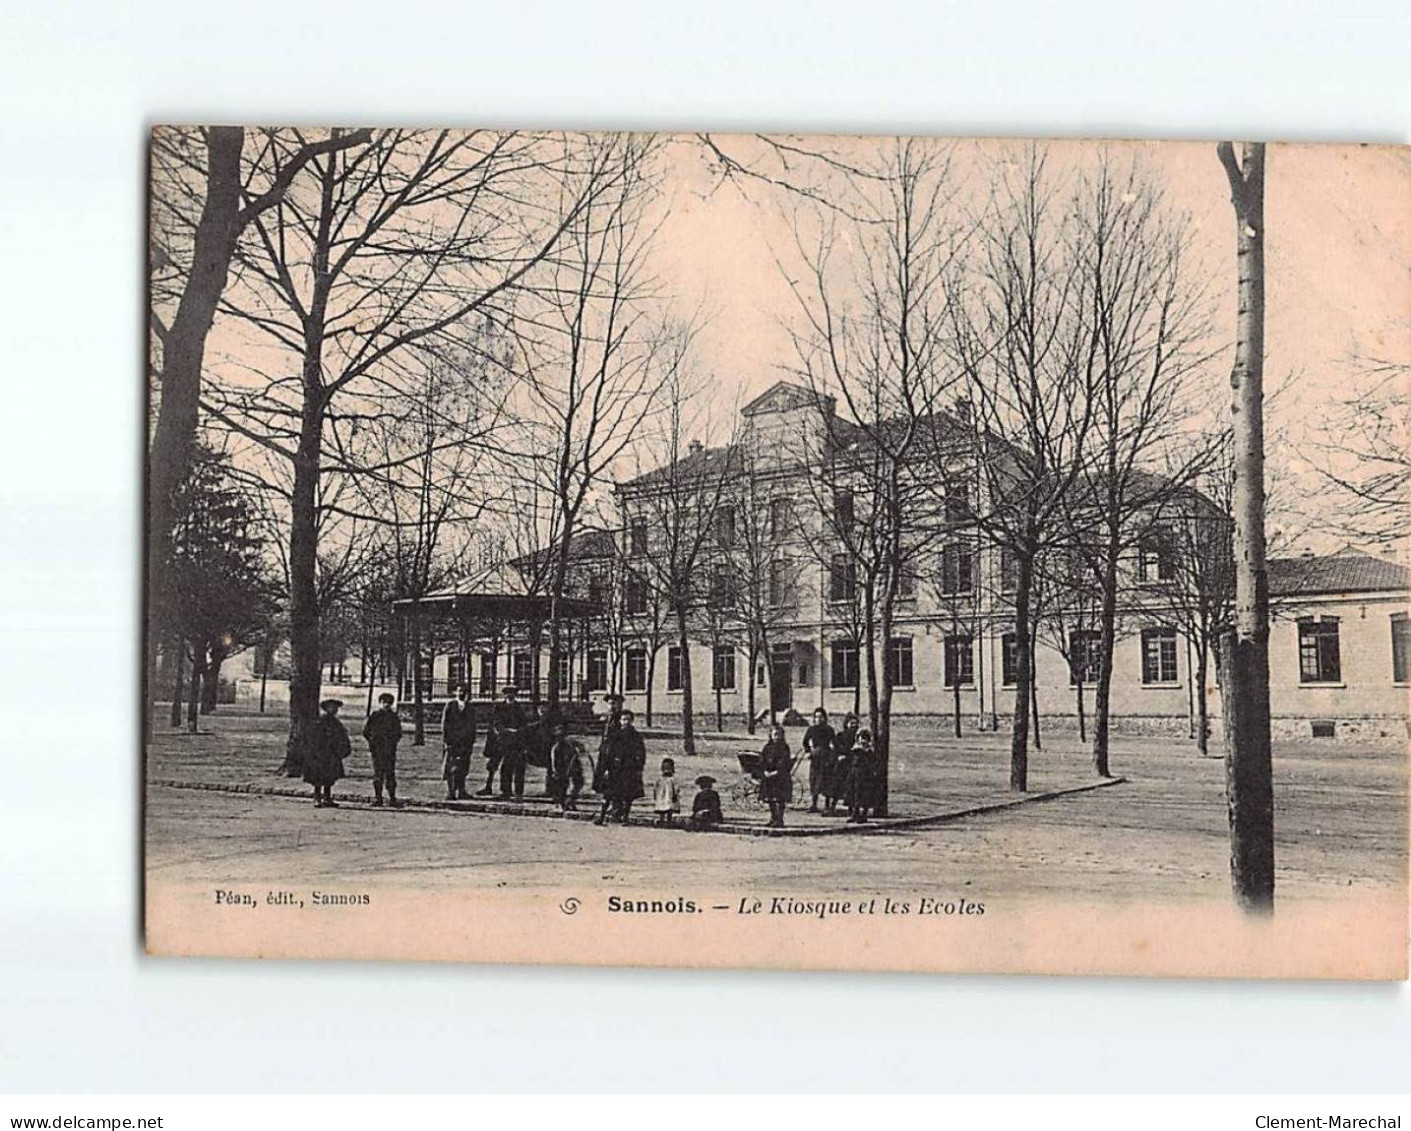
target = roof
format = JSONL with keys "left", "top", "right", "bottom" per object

{"left": 1268, "top": 549, "right": 1410, "bottom": 597}
{"left": 509, "top": 527, "right": 617, "bottom": 570}
{"left": 619, "top": 442, "right": 738, "bottom": 491}
{"left": 390, "top": 591, "right": 602, "bottom": 621}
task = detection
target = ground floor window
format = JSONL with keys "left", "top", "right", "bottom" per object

{"left": 478, "top": 653, "right": 496, "bottom": 696}
{"left": 1298, "top": 618, "right": 1342, "bottom": 683}
{"left": 1140, "top": 628, "right": 1179, "bottom": 685}
{"left": 586, "top": 648, "right": 609, "bottom": 692}
{"left": 712, "top": 645, "right": 736, "bottom": 690}
{"left": 667, "top": 645, "right": 684, "bottom": 691}
{"left": 944, "top": 634, "right": 974, "bottom": 687}
{"left": 511, "top": 652, "right": 533, "bottom": 691}
{"left": 831, "top": 640, "right": 859, "bottom": 689}
{"left": 886, "top": 636, "right": 914, "bottom": 687}
{"left": 1068, "top": 629, "right": 1103, "bottom": 685}
{"left": 1001, "top": 633, "right": 1019, "bottom": 686}
{"left": 554, "top": 652, "right": 572, "bottom": 696}
{"left": 446, "top": 654, "right": 467, "bottom": 693}
{"left": 1391, "top": 614, "right": 1409, "bottom": 683}
{"left": 625, "top": 647, "right": 647, "bottom": 692}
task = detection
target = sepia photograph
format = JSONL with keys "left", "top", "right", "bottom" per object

{"left": 142, "top": 129, "right": 1409, "bottom": 978}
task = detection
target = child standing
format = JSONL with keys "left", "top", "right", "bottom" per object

{"left": 652, "top": 757, "right": 681, "bottom": 826}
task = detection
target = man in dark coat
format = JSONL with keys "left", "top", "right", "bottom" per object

{"left": 362, "top": 692, "right": 404, "bottom": 806}
{"left": 491, "top": 686, "right": 529, "bottom": 799}
{"left": 802, "top": 707, "right": 835, "bottom": 813}
{"left": 605, "top": 709, "right": 646, "bottom": 825}
{"left": 305, "top": 698, "right": 351, "bottom": 808}
{"left": 441, "top": 685, "right": 477, "bottom": 800}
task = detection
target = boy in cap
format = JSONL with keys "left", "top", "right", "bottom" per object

{"left": 362, "top": 692, "right": 404, "bottom": 806}
{"left": 441, "top": 684, "right": 477, "bottom": 800}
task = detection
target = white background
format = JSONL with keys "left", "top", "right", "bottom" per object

{"left": 0, "top": 0, "right": 1408, "bottom": 1095}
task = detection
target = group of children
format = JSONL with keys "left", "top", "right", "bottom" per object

{"left": 645, "top": 757, "right": 724, "bottom": 831}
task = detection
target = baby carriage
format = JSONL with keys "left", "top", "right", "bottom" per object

{"left": 730, "top": 748, "right": 803, "bottom": 809}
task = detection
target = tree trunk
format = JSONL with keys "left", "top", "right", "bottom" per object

{"left": 952, "top": 674, "right": 962, "bottom": 739}
{"left": 410, "top": 602, "right": 425, "bottom": 746}
{"left": 1218, "top": 140, "right": 1274, "bottom": 913}
{"left": 187, "top": 643, "right": 205, "bottom": 733}
{"left": 1029, "top": 645, "right": 1042, "bottom": 753}
{"left": 146, "top": 127, "right": 246, "bottom": 747}
{"left": 745, "top": 642, "right": 758, "bottom": 734}
{"left": 676, "top": 604, "right": 696, "bottom": 755}
{"left": 1195, "top": 641, "right": 1211, "bottom": 757}
{"left": 201, "top": 648, "right": 226, "bottom": 714}
{"left": 1091, "top": 539, "right": 1120, "bottom": 777}
{"left": 645, "top": 641, "right": 657, "bottom": 728}
{"left": 169, "top": 640, "right": 186, "bottom": 728}
{"left": 279, "top": 397, "right": 324, "bottom": 777}
{"left": 1076, "top": 678, "right": 1087, "bottom": 744}
{"left": 1009, "top": 555, "right": 1032, "bottom": 791}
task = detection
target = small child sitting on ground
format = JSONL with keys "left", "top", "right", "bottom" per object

{"left": 689, "top": 774, "right": 723, "bottom": 831}
{"left": 653, "top": 757, "right": 681, "bottom": 826}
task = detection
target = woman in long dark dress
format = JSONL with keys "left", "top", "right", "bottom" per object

{"left": 802, "top": 707, "right": 835, "bottom": 813}
{"left": 304, "top": 698, "right": 351, "bottom": 808}
{"left": 825, "top": 713, "right": 859, "bottom": 815}
{"left": 758, "top": 723, "right": 793, "bottom": 828}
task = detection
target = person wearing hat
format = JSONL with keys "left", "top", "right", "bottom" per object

{"left": 441, "top": 684, "right": 477, "bottom": 800}
{"left": 689, "top": 774, "right": 723, "bottom": 831}
{"left": 305, "top": 698, "right": 351, "bottom": 808}
{"left": 362, "top": 692, "right": 404, "bottom": 806}
{"left": 491, "top": 685, "right": 529, "bottom": 799}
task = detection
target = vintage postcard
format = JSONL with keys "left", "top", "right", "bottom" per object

{"left": 144, "top": 130, "right": 1409, "bottom": 977}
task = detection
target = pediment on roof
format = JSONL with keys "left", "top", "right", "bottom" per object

{"left": 741, "top": 380, "right": 826, "bottom": 417}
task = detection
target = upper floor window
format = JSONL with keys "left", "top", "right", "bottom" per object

{"left": 624, "top": 570, "right": 649, "bottom": 615}
{"left": 1140, "top": 628, "right": 1179, "bottom": 685}
{"left": 628, "top": 518, "right": 648, "bottom": 557}
{"left": 829, "top": 553, "right": 857, "bottom": 604}
{"left": 1068, "top": 629, "right": 1103, "bottom": 685}
{"left": 1000, "top": 547, "right": 1018, "bottom": 595}
{"left": 833, "top": 488, "right": 855, "bottom": 534}
{"left": 715, "top": 505, "right": 736, "bottom": 549}
{"left": 944, "top": 474, "right": 972, "bottom": 524}
{"left": 1137, "top": 530, "right": 1177, "bottom": 583}
{"left": 709, "top": 563, "right": 738, "bottom": 609}
{"left": 1298, "top": 617, "right": 1341, "bottom": 684}
{"left": 769, "top": 496, "right": 794, "bottom": 540}
{"left": 768, "top": 558, "right": 793, "bottom": 608}
{"left": 940, "top": 542, "right": 974, "bottom": 596}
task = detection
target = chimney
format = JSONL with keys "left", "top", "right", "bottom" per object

{"left": 688, "top": 439, "right": 703, "bottom": 455}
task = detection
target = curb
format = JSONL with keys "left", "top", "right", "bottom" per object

{"left": 149, "top": 775, "right": 1127, "bottom": 838}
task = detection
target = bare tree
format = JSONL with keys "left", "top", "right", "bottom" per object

{"left": 947, "top": 146, "right": 1096, "bottom": 792}
{"left": 202, "top": 129, "right": 608, "bottom": 775}
{"left": 1216, "top": 140, "right": 1275, "bottom": 913}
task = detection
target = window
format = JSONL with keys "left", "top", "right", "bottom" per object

{"left": 944, "top": 474, "right": 972, "bottom": 524}
{"left": 770, "top": 497, "right": 793, "bottom": 540}
{"left": 667, "top": 646, "right": 684, "bottom": 691}
{"left": 709, "top": 564, "right": 738, "bottom": 609}
{"left": 1392, "top": 614, "right": 1410, "bottom": 683}
{"left": 829, "top": 553, "right": 857, "bottom": 603}
{"left": 624, "top": 648, "right": 647, "bottom": 692}
{"left": 769, "top": 558, "right": 792, "bottom": 607}
{"left": 886, "top": 636, "right": 914, "bottom": 687}
{"left": 944, "top": 634, "right": 974, "bottom": 687}
{"left": 409, "top": 654, "right": 434, "bottom": 696}
{"left": 1138, "top": 530, "right": 1177, "bottom": 583}
{"left": 940, "top": 542, "right": 974, "bottom": 596}
{"left": 715, "top": 505, "right": 736, "bottom": 548}
{"left": 834, "top": 488, "right": 855, "bottom": 533}
{"left": 554, "top": 652, "right": 572, "bottom": 696}
{"left": 586, "top": 574, "right": 604, "bottom": 606}
{"left": 625, "top": 571, "right": 648, "bottom": 615}
{"left": 586, "top": 649, "right": 608, "bottom": 692}
{"left": 712, "top": 645, "right": 736, "bottom": 691}
{"left": 830, "top": 641, "right": 860, "bottom": 689}
{"left": 511, "top": 653, "right": 533, "bottom": 691}
{"left": 1000, "top": 547, "right": 1018, "bottom": 595}
{"left": 896, "top": 565, "right": 917, "bottom": 600}
{"left": 447, "top": 654, "right": 467, "bottom": 692}
{"left": 1140, "top": 628, "right": 1179, "bottom": 685}
{"left": 1068, "top": 629, "right": 1103, "bottom": 685}
{"left": 1001, "top": 633, "right": 1019, "bottom": 687}
{"left": 629, "top": 518, "right": 647, "bottom": 556}
{"left": 1298, "top": 618, "right": 1342, "bottom": 684}
{"left": 478, "top": 653, "right": 496, "bottom": 696}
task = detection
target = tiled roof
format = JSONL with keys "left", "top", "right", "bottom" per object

{"left": 509, "top": 526, "right": 617, "bottom": 570}
{"left": 618, "top": 443, "right": 738, "bottom": 490}
{"left": 1268, "top": 549, "right": 1410, "bottom": 597}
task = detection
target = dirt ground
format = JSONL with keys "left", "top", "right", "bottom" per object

{"left": 143, "top": 708, "right": 1408, "bottom": 904}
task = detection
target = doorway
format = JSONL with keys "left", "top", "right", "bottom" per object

{"left": 769, "top": 642, "right": 792, "bottom": 716}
